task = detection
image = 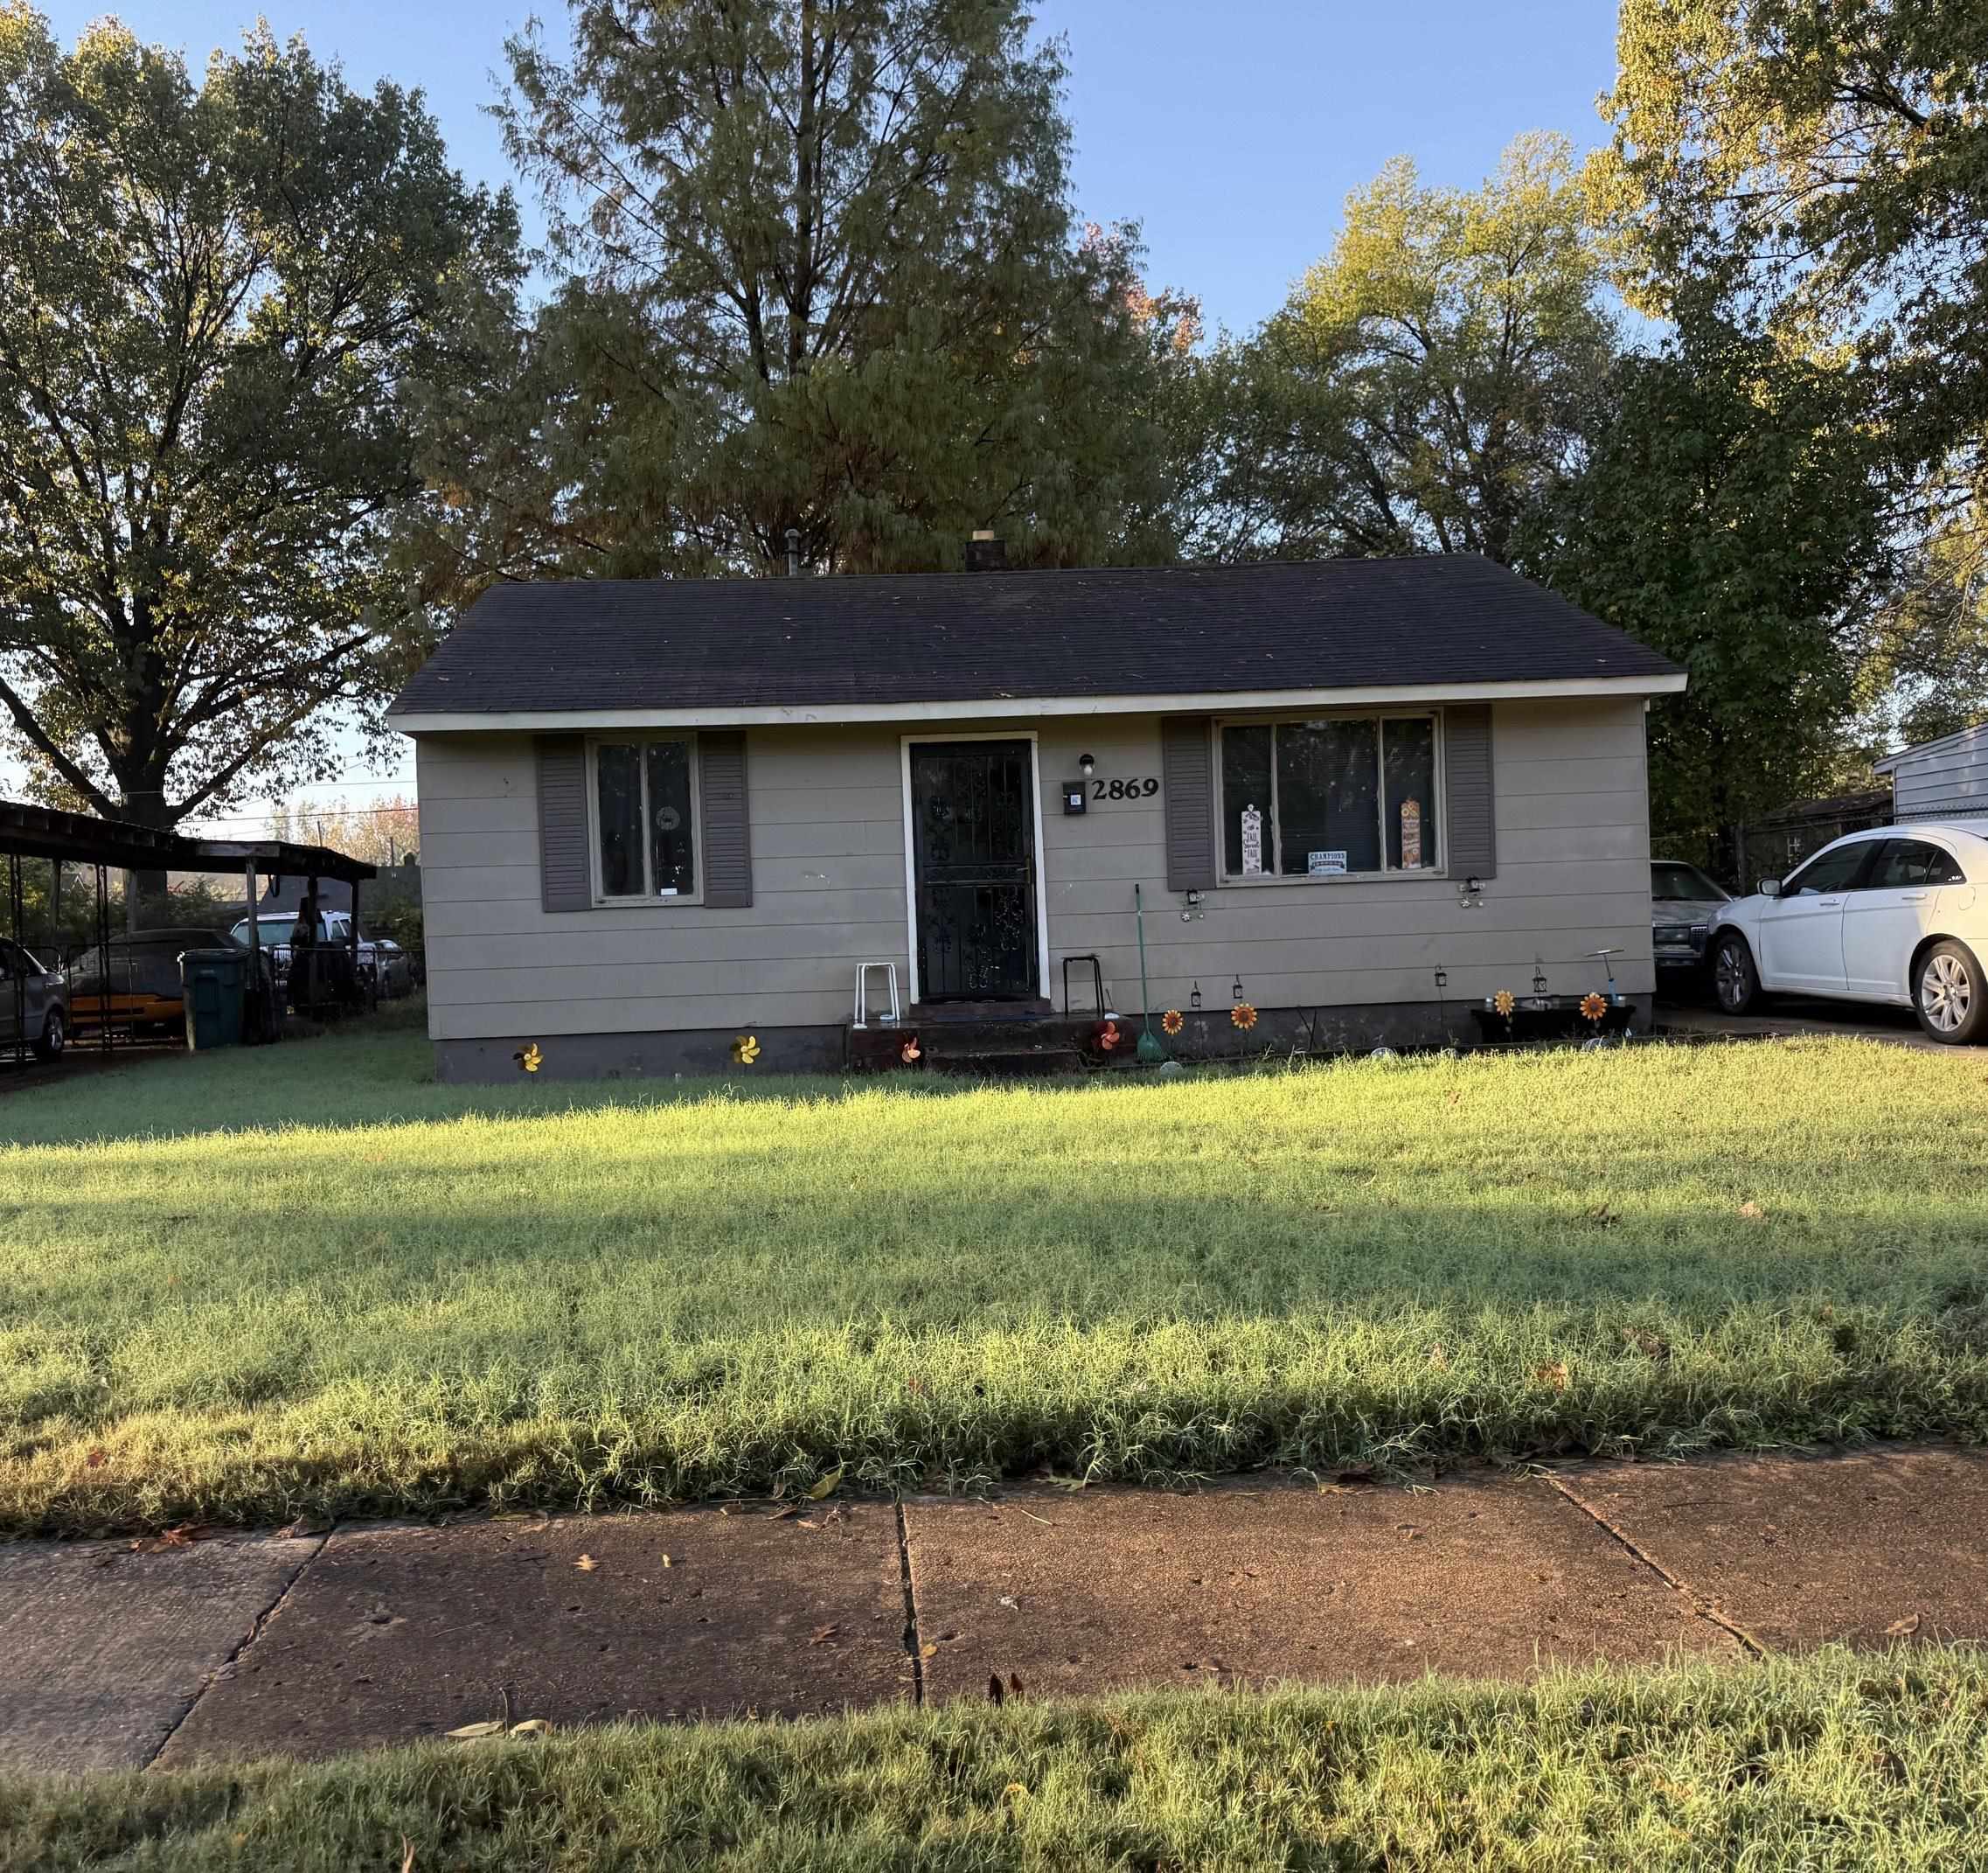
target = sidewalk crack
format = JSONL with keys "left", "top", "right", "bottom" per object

{"left": 894, "top": 1499, "right": 925, "bottom": 1707}
{"left": 1547, "top": 1475, "right": 1767, "bottom": 1658}
{"left": 142, "top": 1527, "right": 333, "bottom": 1771}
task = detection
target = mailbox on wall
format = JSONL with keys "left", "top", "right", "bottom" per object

{"left": 1061, "top": 781, "right": 1088, "bottom": 815}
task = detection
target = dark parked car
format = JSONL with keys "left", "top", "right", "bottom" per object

{"left": 0, "top": 936, "right": 67, "bottom": 1059}
{"left": 1651, "top": 860, "right": 1732, "bottom": 977}
{"left": 69, "top": 928, "right": 269, "bottom": 1036}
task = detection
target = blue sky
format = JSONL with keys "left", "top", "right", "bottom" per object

{"left": 27, "top": 2, "right": 1623, "bottom": 818}
{"left": 46, "top": 0, "right": 1622, "bottom": 335}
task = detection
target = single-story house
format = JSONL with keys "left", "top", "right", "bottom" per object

{"left": 1876, "top": 721, "right": 1988, "bottom": 823}
{"left": 389, "top": 554, "right": 1685, "bottom": 1081}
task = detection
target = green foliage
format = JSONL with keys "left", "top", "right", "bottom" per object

{"left": 1535, "top": 298, "right": 1894, "bottom": 862}
{"left": 1182, "top": 135, "right": 1614, "bottom": 565}
{"left": 0, "top": 7, "right": 521, "bottom": 826}
{"left": 414, "top": 0, "right": 1190, "bottom": 591}
{"left": 7, "top": 1649, "right": 1987, "bottom": 1870}
{"left": 5, "top": 1028, "right": 1988, "bottom": 1532}
{"left": 1596, "top": 0, "right": 1988, "bottom": 752}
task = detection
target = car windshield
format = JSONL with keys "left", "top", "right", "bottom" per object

{"left": 1651, "top": 862, "right": 1728, "bottom": 903}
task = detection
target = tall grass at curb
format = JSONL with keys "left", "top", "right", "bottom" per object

{"left": 5, "top": 1647, "right": 1984, "bottom": 1870}
{"left": 3, "top": 1029, "right": 1987, "bottom": 1531}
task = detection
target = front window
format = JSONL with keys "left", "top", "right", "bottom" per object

{"left": 1220, "top": 714, "right": 1440, "bottom": 879}
{"left": 1783, "top": 842, "right": 1871, "bottom": 895}
{"left": 592, "top": 737, "right": 699, "bottom": 901}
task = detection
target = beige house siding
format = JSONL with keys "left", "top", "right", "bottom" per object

{"left": 414, "top": 698, "right": 1654, "bottom": 1042}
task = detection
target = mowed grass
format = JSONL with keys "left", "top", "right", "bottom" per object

{"left": 5, "top": 1649, "right": 1985, "bottom": 1870}
{"left": 3, "top": 1026, "right": 1988, "bottom": 1532}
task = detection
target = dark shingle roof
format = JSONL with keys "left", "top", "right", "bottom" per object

{"left": 391, "top": 555, "right": 1679, "bottom": 717}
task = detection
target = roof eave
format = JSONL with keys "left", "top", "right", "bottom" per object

{"left": 389, "top": 671, "right": 1687, "bottom": 735}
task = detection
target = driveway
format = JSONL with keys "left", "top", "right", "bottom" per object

{"left": 1656, "top": 984, "right": 1944, "bottom": 1052}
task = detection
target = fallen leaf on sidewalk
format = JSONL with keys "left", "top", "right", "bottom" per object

{"left": 660, "top": 1553, "right": 672, "bottom": 1567}
{"left": 1887, "top": 1613, "right": 1922, "bottom": 1637}
{"left": 810, "top": 1625, "right": 840, "bottom": 1645}
{"left": 445, "top": 1721, "right": 505, "bottom": 1740}
{"left": 807, "top": 1466, "right": 845, "bottom": 1500}
{"left": 920, "top": 1642, "right": 939, "bottom": 1659}
{"left": 275, "top": 1514, "right": 333, "bottom": 1540}
{"left": 573, "top": 1554, "right": 599, "bottom": 1572}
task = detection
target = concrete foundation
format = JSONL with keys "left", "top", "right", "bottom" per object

{"left": 431, "top": 994, "right": 1658, "bottom": 1083}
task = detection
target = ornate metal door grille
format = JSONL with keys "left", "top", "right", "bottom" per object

{"left": 910, "top": 740, "right": 1038, "bottom": 1001}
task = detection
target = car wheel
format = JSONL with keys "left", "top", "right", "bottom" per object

{"left": 1914, "top": 940, "right": 1988, "bottom": 1044}
{"left": 1712, "top": 933, "right": 1763, "bottom": 1015}
{"left": 32, "top": 1007, "right": 65, "bottom": 1061}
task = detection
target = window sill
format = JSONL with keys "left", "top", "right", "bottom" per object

{"left": 1219, "top": 870, "right": 1449, "bottom": 888}
{"left": 591, "top": 895, "right": 706, "bottom": 909}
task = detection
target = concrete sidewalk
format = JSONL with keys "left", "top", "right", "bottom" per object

{"left": 3, "top": 1445, "right": 1983, "bottom": 1777}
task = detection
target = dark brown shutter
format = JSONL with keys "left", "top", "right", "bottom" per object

{"left": 537, "top": 735, "right": 592, "bottom": 912}
{"left": 1443, "top": 704, "right": 1497, "bottom": 880}
{"left": 1160, "top": 715, "right": 1219, "bottom": 891}
{"left": 699, "top": 729, "right": 754, "bottom": 908}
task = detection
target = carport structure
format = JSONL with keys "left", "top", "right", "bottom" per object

{"left": 0, "top": 799, "right": 376, "bottom": 1065}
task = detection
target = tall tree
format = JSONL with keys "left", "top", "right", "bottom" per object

{"left": 0, "top": 9, "right": 519, "bottom": 829}
{"left": 1537, "top": 297, "right": 1893, "bottom": 866}
{"left": 1185, "top": 134, "right": 1614, "bottom": 565}
{"left": 1595, "top": 0, "right": 1988, "bottom": 741}
{"left": 472, "top": 0, "right": 1176, "bottom": 580}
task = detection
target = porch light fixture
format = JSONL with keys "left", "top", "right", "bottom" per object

{"left": 1231, "top": 975, "right": 1244, "bottom": 1004}
{"left": 1533, "top": 965, "right": 1549, "bottom": 996}
{"left": 1191, "top": 981, "right": 1203, "bottom": 1009}
{"left": 1079, "top": 753, "right": 1095, "bottom": 776}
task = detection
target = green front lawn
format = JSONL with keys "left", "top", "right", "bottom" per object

{"left": 3, "top": 1027, "right": 1987, "bottom": 1532}
{"left": 4, "top": 1649, "right": 1982, "bottom": 1870}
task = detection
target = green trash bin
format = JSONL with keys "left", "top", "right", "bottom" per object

{"left": 180, "top": 948, "right": 247, "bottom": 1051}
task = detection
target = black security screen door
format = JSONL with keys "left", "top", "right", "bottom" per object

{"left": 910, "top": 740, "right": 1039, "bottom": 1001}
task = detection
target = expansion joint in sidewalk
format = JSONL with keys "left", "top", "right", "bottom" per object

{"left": 1547, "top": 1477, "right": 1767, "bottom": 1658}
{"left": 142, "top": 1529, "right": 332, "bottom": 1771}
{"left": 894, "top": 1499, "right": 925, "bottom": 1706}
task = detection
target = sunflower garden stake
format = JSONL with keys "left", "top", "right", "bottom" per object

{"left": 1493, "top": 989, "right": 1516, "bottom": 1041}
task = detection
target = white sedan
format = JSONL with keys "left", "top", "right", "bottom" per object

{"left": 1707, "top": 821, "right": 1988, "bottom": 1043}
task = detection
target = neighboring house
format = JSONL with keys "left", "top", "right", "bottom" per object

{"left": 1734, "top": 790, "right": 1892, "bottom": 895}
{"left": 1876, "top": 722, "right": 1988, "bottom": 823}
{"left": 389, "top": 554, "right": 1685, "bottom": 1081}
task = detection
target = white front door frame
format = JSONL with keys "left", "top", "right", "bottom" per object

{"left": 899, "top": 730, "right": 1052, "bottom": 1009}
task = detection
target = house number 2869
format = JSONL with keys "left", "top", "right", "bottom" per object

{"left": 1094, "top": 777, "right": 1160, "bottom": 800}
